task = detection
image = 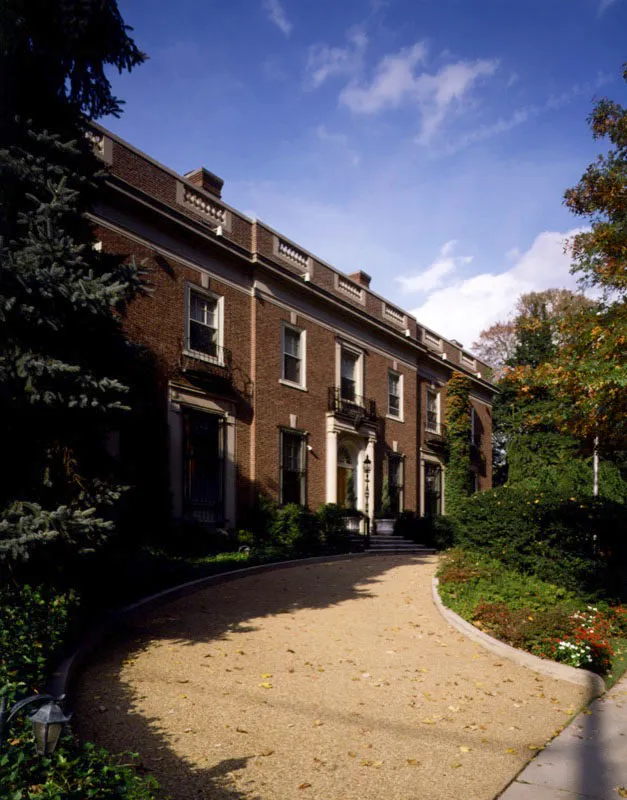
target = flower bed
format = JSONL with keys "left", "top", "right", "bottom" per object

{"left": 438, "top": 548, "right": 627, "bottom": 680}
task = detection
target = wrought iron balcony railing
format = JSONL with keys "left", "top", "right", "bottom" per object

{"left": 328, "top": 386, "right": 377, "bottom": 424}
{"left": 181, "top": 343, "right": 232, "bottom": 379}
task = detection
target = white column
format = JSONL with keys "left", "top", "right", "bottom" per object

{"left": 224, "top": 415, "right": 236, "bottom": 527}
{"left": 168, "top": 398, "right": 183, "bottom": 520}
{"left": 326, "top": 426, "right": 338, "bottom": 504}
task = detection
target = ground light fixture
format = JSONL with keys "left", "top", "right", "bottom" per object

{"left": 0, "top": 690, "right": 72, "bottom": 756}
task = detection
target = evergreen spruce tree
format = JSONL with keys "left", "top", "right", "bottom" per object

{"left": 0, "top": 1, "right": 145, "bottom": 565}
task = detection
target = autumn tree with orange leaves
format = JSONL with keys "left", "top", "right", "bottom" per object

{"left": 506, "top": 66, "right": 627, "bottom": 454}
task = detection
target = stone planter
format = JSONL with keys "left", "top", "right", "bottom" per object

{"left": 375, "top": 518, "right": 395, "bottom": 535}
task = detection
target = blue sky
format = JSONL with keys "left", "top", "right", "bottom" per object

{"left": 105, "top": 0, "right": 626, "bottom": 346}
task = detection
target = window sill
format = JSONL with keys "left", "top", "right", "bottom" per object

{"left": 386, "top": 414, "right": 404, "bottom": 423}
{"left": 425, "top": 427, "right": 442, "bottom": 435}
{"left": 279, "top": 378, "right": 308, "bottom": 392}
{"left": 183, "top": 348, "right": 225, "bottom": 367}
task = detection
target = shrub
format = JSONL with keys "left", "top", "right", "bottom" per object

{"left": 268, "top": 504, "right": 322, "bottom": 555}
{"left": 316, "top": 504, "right": 352, "bottom": 552}
{"left": 0, "top": 583, "right": 158, "bottom": 798}
{"left": 0, "top": 584, "right": 78, "bottom": 691}
{"left": 394, "top": 511, "right": 457, "bottom": 550}
{"left": 455, "top": 488, "right": 627, "bottom": 599}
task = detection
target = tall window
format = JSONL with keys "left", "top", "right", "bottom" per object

{"left": 470, "top": 406, "right": 479, "bottom": 445}
{"left": 282, "top": 325, "right": 305, "bottom": 387}
{"left": 183, "top": 409, "right": 225, "bottom": 525}
{"left": 388, "top": 371, "right": 402, "bottom": 419}
{"left": 340, "top": 348, "right": 360, "bottom": 402}
{"left": 388, "top": 454, "right": 404, "bottom": 513}
{"left": 280, "top": 431, "right": 306, "bottom": 505}
{"left": 426, "top": 388, "right": 439, "bottom": 433}
{"left": 188, "top": 288, "right": 221, "bottom": 359}
{"left": 424, "top": 462, "right": 442, "bottom": 517}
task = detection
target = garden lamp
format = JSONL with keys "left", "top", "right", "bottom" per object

{"left": 0, "top": 691, "right": 72, "bottom": 757}
{"left": 364, "top": 454, "right": 372, "bottom": 520}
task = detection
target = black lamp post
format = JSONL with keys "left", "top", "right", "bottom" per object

{"left": 0, "top": 691, "right": 72, "bottom": 757}
{"left": 363, "top": 454, "right": 372, "bottom": 541}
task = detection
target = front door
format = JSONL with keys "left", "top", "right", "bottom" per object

{"left": 337, "top": 444, "right": 356, "bottom": 508}
{"left": 183, "top": 408, "right": 225, "bottom": 525}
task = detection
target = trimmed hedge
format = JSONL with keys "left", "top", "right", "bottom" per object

{"left": 454, "top": 488, "right": 627, "bottom": 599}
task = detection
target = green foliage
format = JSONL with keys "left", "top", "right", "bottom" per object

{"left": 268, "top": 504, "right": 322, "bottom": 556}
{"left": 509, "top": 295, "right": 555, "bottom": 368}
{"left": 0, "top": 0, "right": 146, "bottom": 566}
{"left": 316, "top": 503, "right": 353, "bottom": 553}
{"left": 378, "top": 476, "right": 393, "bottom": 518}
{"left": 394, "top": 511, "right": 457, "bottom": 550}
{"left": 454, "top": 488, "right": 627, "bottom": 599}
{"left": 0, "top": 584, "right": 78, "bottom": 690}
{"left": 444, "top": 374, "right": 474, "bottom": 516}
{"left": 0, "top": 583, "right": 157, "bottom": 798}
{"left": 438, "top": 548, "right": 617, "bottom": 674}
{"left": 0, "top": 735, "right": 159, "bottom": 800}
{"left": 507, "top": 435, "right": 627, "bottom": 502}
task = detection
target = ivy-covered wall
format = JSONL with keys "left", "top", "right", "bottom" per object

{"left": 444, "top": 374, "right": 474, "bottom": 516}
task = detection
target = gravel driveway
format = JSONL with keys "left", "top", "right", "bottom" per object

{"left": 74, "top": 555, "right": 592, "bottom": 800}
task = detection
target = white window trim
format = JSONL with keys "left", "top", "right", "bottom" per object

{"left": 336, "top": 341, "right": 365, "bottom": 404}
{"left": 387, "top": 369, "right": 404, "bottom": 422}
{"left": 184, "top": 283, "right": 224, "bottom": 365}
{"left": 280, "top": 322, "right": 307, "bottom": 390}
{"left": 425, "top": 387, "right": 440, "bottom": 434}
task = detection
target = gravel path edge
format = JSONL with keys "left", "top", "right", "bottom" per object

{"left": 432, "top": 577, "right": 606, "bottom": 696}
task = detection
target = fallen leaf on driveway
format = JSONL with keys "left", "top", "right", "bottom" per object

{"left": 259, "top": 682, "right": 273, "bottom": 689}
{"left": 459, "top": 746, "right": 471, "bottom": 753}
{"left": 616, "top": 788, "right": 627, "bottom": 798}
{"left": 298, "top": 783, "right": 312, "bottom": 790}
{"left": 407, "top": 759, "right": 420, "bottom": 766}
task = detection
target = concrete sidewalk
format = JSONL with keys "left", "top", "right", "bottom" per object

{"left": 499, "top": 674, "right": 627, "bottom": 799}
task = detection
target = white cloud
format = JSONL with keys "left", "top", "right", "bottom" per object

{"left": 396, "top": 240, "right": 473, "bottom": 293}
{"left": 340, "top": 42, "right": 429, "bottom": 112}
{"left": 262, "top": 0, "right": 292, "bottom": 36}
{"left": 336, "top": 42, "right": 497, "bottom": 142}
{"left": 442, "top": 73, "right": 613, "bottom": 155}
{"left": 306, "top": 27, "right": 367, "bottom": 89}
{"left": 408, "top": 230, "right": 585, "bottom": 346}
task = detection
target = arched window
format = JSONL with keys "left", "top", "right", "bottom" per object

{"left": 338, "top": 445, "right": 352, "bottom": 468}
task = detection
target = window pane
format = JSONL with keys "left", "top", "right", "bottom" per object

{"left": 341, "top": 377, "right": 356, "bottom": 401}
{"left": 190, "top": 292, "right": 205, "bottom": 322}
{"left": 190, "top": 320, "right": 218, "bottom": 355}
{"left": 282, "top": 472, "right": 302, "bottom": 505}
{"left": 284, "top": 354, "right": 300, "bottom": 384}
{"left": 341, "top": 351, "right": 358, "bottom": 380}
{"left": 284, "top": 328, "right": 300, "bottom": 357}
{"left": 389, "top": 373, "right": 399, "bottom": 394}
{"left": 281, "top": 433, "right": 304, "bottom": 505}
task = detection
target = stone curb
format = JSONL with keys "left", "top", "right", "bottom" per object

{"left": 431, "top": 577, "right": 606, "bottom": 697}
{"left": 47, "top": 550, "right": 435, "bottom": 701}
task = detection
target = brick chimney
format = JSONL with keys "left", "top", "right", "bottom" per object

{"left": 348, "top": 270, "right": 372, "bottom": 288}
{"left": 184, "top": 167, "right": 224, "bottom": 199}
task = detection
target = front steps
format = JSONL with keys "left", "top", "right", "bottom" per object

{"left": 366, "top": 533, "right": 435, "bottom": 555}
